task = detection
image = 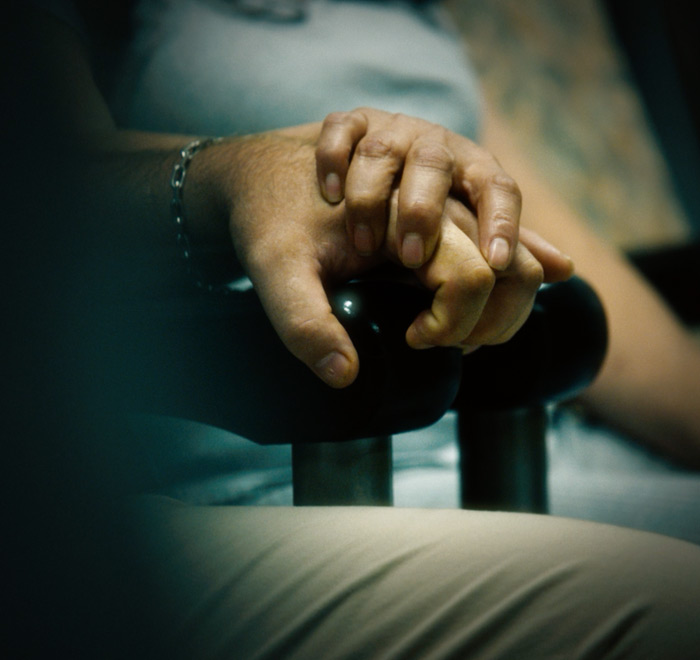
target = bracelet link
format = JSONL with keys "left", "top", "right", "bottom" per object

{"left": 170, "top": 162, "right": 186, "bottom": 190}
{"left": 169, "top": 137, "right": 225, "bottom": 292}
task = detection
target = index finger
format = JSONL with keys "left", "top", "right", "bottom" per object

{"left": 315, "top": 110, "right": 369, "bottom": 203}
{"left": 405, "top": 222, "right": 495, "bottom": 349}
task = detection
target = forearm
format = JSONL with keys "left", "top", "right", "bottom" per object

{"left": 70, "top": 132, "right": 239, "bottom": 293}
{"left": 483, "top": 109, "right": 700, "bottom": 465}
{"left": 527, "top": 188, "right": 700, "bottom": 466}
{"left": 13, "top": 5, "right": 249, "bottom": 293}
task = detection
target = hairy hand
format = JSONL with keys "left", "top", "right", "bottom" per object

{"left": 316, "top": 107, "right": 523, "bottom": 272}
{"left": 213, "top": 126, "right": 571, "bottom": 387}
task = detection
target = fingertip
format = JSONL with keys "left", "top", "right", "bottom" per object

{"left": 551, "top": 254, "right": 575, "bottom": 282}
{"left": 562, "top": 252, "right": 575, "bottom": 275}
{"left": 519, "top": 227, "right": 575, "bottom": 282}
{"left": 406, "top": 323, "right": 433, "bottom": 350}
{"left": 487, "top": 237, "right": 511, "bottom": 271}
{"left": 313, "top": 350, "right": 358, "bottom": 388}
{"left": 324, "top": 172, "right": 343, "bottom": 204}
{"left": 401, "top": 232, "right": 426, "bottom": 269}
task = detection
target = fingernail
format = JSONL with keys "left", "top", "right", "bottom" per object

{"left": 314, "top": 351, "right": 351, "bottom": 387}
{"left": 461, "top": 344, "right": 481, "bottom": 355}
{"left": 324, "top": 173, "right": 342, "bottom": 203}
{"left": 354, "top": 224, "right": 374, "bottom": 255}
{"left": 401, "top": 233, "right": 425, "bottom": 268}
{"left": 488, "top": 237, "right": 510, "bottom": 270}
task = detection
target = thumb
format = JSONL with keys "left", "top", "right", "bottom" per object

{"left": 252, "top": 260, "right": 360, "bottom": 389}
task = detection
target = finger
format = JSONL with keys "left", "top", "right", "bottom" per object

{"left": 406, "top": 222, "right": 495, "bottom": 348}
{"left": 447, "top": 198, "right": 572, "bottom": 284}
{"left": 465, "top": 242, "right": 544, "bottom": 346}
{"left": 396, "top": 138, "right": 454, "bottom": 268}
{"left": 315, "top": 110, "right": 369, "bottom": 203}
{"left": 458, "top": 157, "right": 521, "bottom": 271}
{"left": 251, "top": 258, "right": 360, "bottom": 388}
{"left": 344, "top": 128, "right": 413, "bottom": 256}
{"left": 519, "top": 227, "right": 574, "bottom": 282}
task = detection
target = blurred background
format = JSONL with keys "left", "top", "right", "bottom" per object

{"left": 449, "top": 0, "right": 699, "bottom": 249}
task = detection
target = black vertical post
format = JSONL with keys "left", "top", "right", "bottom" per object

{"left": 459, "top": 407, "right": 548, "bottom": 513}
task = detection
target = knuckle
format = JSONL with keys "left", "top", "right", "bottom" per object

{"left": 430, "top": 267, "right": 495, "bottom": 345}
{"left": 345, "top": 190, "right": 379, "bottom": 216}
{"left": 286, "top": 314, "right": 321, "bottom": 348}
{"left": 322, "top": 110, "right": 352, "bottom": 128}
{"left": 403, "top": 196, "right": 442, "bottom": 224}
{"left": 356, "top": 131, "right": 400, "bottom": 160}
{"left": 322, "top": 109, "right": 365, "bottom": 132}
{"left": 320, "top": 110, "right": 368, "bottom": 146}
{"left": 517, "top": 257, "right": 545, "bottom": 290}
{"left": 464, "top": 263, "right": 496, "bottom": 297}
{"left": 411, "top": 142, "right": 454, "bottom": 172}
{"left": 317, "top": 113, "right": 357, "bottom": 165}
{"left": 281, "top": 305, "right": 334, "bottom": 359}
{"left": 487, "top": 171, "right": 522, "bottom": 202}
{"left": 387, "top": 111, "right": 408, "bottom": 125}
{"left": 353, "top": 105, "right": 373, "bottom": 116}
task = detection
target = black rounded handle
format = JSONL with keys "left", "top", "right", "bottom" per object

{"left": 134, "top": 279, "right": 462, "bottom": 445}
{"left": 453, "top": 276, "right": 608, "bottom": 410}
{"left": 129, "top": 275, "right": 605, "bottom": 444}
{"left": 326, "top": 280, "right": 464, "bottom": 443}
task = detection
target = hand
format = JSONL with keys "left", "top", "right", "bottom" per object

{"left": 210, "top": 126, "right": 571, "bottom": 388}
{"left": 315, "top": 107, "right": 522, "bottom": 271}
{"left": 384, "top": 192, "right": 570, "bottom": 352}
{"left": 216, "top": 129, "right": 378, "bottom": 389}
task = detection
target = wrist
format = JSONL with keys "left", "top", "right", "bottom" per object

{"left": 171, "top": 137, "right": 241, "bottom": 289}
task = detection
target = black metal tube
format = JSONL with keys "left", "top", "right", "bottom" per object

{"left": 292, "top": 436, "right": 393, "bottom": 506}
{"left": 459, "top": 407, "right": 548, "bottom": 513}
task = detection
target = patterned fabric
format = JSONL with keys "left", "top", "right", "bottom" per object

{"left": 446, "top": 0, "right": 691, "bottom": 249}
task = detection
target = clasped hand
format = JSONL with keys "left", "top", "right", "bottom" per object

{"left": 216, "top": 109, "right": 572, "bottom": 387}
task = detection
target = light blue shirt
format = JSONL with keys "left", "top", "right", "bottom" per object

{"left": 111, "top": 0, "right": 483, "bottom": 139}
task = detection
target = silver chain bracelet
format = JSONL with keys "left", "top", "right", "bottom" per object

{"left": 170, "top": 137, "right": 225, "bottom": 292}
